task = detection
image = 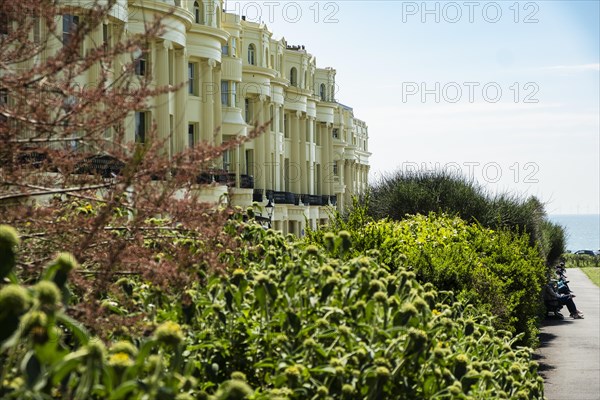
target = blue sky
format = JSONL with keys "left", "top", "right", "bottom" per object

{"left": 229, "top": 1, "right": 600, "bottom": 214}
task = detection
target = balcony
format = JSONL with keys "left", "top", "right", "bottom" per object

{"left": 266, "top": 190, "right": 296, "bottom": 205}
{"left": 74, "top": 154, "right": 125, "bottom": 178}
{"left": 301, "top": 194, "right": 327, "bottom": 206}
{"left": 196, "top": 170, "right": 254, "bottom": 189}
{"left": 16, "top": 150, "right": 51, "bottom": 170}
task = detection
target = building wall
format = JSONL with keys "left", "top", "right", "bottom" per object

{"left": 25, "top": 0, "right": 371, "bottom": 236}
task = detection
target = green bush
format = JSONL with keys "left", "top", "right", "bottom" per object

{"left": 368, "top": 170, "right": 489, "bottom": 223}
{"left": 307, "top": 213, "right": 547, "bottom": 346}
{"left": 169, "top": 223, "right": 544, "bottom": 399}
{"left": 563, "top": 253, "right": 600, "bottom": 268}
{"left": 1, "top": 223, "right": 545, "bottom": 399}
{"left": 367, "top": 170, "right": 565, "bottom": 265}
{"left": 538, "top": 220, "right": 566, "bottom": 266}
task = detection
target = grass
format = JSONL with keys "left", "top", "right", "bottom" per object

{"left": 581, "top": 267, "right": 600, "bottom": 287}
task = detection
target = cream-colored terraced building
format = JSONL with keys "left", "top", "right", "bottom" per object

{"left": 11, "top": 0, "right": 371, "bottom": 236}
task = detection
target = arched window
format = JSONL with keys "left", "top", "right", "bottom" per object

{"left": 290, "top": 67, "right": 297, "bottom": 87}
{"left": 320, "top": 83, "right": 326, "bottom": 101}
{"left": 248, "top": 43, "right": 256, "bottom": 65}
{"left": 194, "top": 1, "right": 203, "bottom": 24}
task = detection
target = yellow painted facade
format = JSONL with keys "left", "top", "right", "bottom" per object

{"left": 21, "top": 0, "right": 371, "bottom": 236}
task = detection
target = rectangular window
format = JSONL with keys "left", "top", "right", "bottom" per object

{"left": 33, "top": 16, "right": 41, "bottom": 43}
{"left": 221, "top": 81, "right": 228, "bottom": 106}
{"left": 223, "top": 150, "right": 231, "bottom": 171}
{"left": 284, "top": 114, "right": 289, "bottom": 138}
{"left": 188, "top": 123, "right": 196, "bottom": 147}
{"left": 245, "top": 98, "right": 251, "bottom": 123}
{"left": 62, "top": 14, "right": 79, "bottom": 46}
{"left": 133, "top": 44, "right": 149, "bottom": 77}
{"left": 222, "top": 43, "right": 229, "bottom": 56}
{"left": 102, "top": 23, "right": 110, "bottom": 51}
{"left": 332, "top": 128, "right": 339, "bottom": 139}
{"left": 0, "top": 12, "right": 9, "bottom": 35}
{"left": 135, "top": 111, "right": 147, "bottom": 143}
{"left": 134, "top": 48, "right": 148, "bottom": 76}
{"left": 231, "top": 82, "right": 237, "bottom": 107}
{"left": 231, "top": 38, "right": 237, "bottom": 57}
{"left": 333, "top": 161, "right": 338, "bottom": 176}
{"left": 188, "top": 63, "right": 198, "bottom": 95}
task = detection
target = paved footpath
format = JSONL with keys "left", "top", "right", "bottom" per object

{"left": 536, "top": 268, "right": 600, "bottom": 400}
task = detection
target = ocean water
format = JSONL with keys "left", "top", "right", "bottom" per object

{"left": 548, "top": 214, "right": 600, "bottom": 253}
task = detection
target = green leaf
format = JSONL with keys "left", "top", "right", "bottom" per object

{"left": 253, "top": 359, "right": 274, "bottom": 369}
{"left": 266, "top": 282, "right": 278, "bottom": 300}
{"left": 34, "top": 340, "right": 67, "bottom": 365}
{"left": 51, "top": 349, "right": 88, "bottom": 385}
{"left": 423, "top": 374, "right": 437, "bottom": 396}
{"left": 225, "top": 290, "right": 234, "bottom": 311}
{"left": 255, "top": 285, "right": 267, "bottom": 310}
{"left": 109, "top": 380, "right": 139, "bottom": 400}
{"left": 21, "top": 350, "right": 43, "bottom": 389}
{"left": 309, "top": 365, "right": 337, "bottom": 375}
{"left": 319, "top": 283, "right": 335, "bottom": 303}
{"left": 286, "top": 311, "right": 301, "bottom": 333}
{"left": 56, "top": 312, "right": 90, "bottom": 345}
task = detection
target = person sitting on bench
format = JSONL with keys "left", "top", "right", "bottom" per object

{"left": 544, "top": 281, "right": 584, "bottom": 319}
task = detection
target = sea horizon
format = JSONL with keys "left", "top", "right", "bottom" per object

{"left": 548, "top": 214, "right": 600, "bottom": 253}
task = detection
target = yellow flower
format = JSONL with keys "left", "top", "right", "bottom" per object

{"left": 108, "top": 352, "right": 134, "bottom": 368}
{"left": 154, "top": 321, "right": 184, "bottom": 345}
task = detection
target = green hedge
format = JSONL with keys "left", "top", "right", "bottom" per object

{"left": 563, "top": 253, "right": 600, "bottom": 268}
{"left": 0, "top": 223, "right": 545, "bottom": 399}
{"left": 306, "top": 213, "right": 547, "bottom": 346}
{"left": 367, "top": 170, "right": 566, "bottom": 265}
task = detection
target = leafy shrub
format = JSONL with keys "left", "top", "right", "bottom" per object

{"left": 368, "top": 169, "right": 488, "bottom": 223}
{"left": 367, "top": 170, "right": 565, "bottom": 264}
{"left": 537, "top": 220, "right": 566, "bottom": 266}
{"left": 163, "top": 223, "right": 544, "bottom": 399}
{"left": 1, "top": 223, "right": 545, "bottom": 399}
{"left": 306, "top": 213, "right": 547, "bottom": 346}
